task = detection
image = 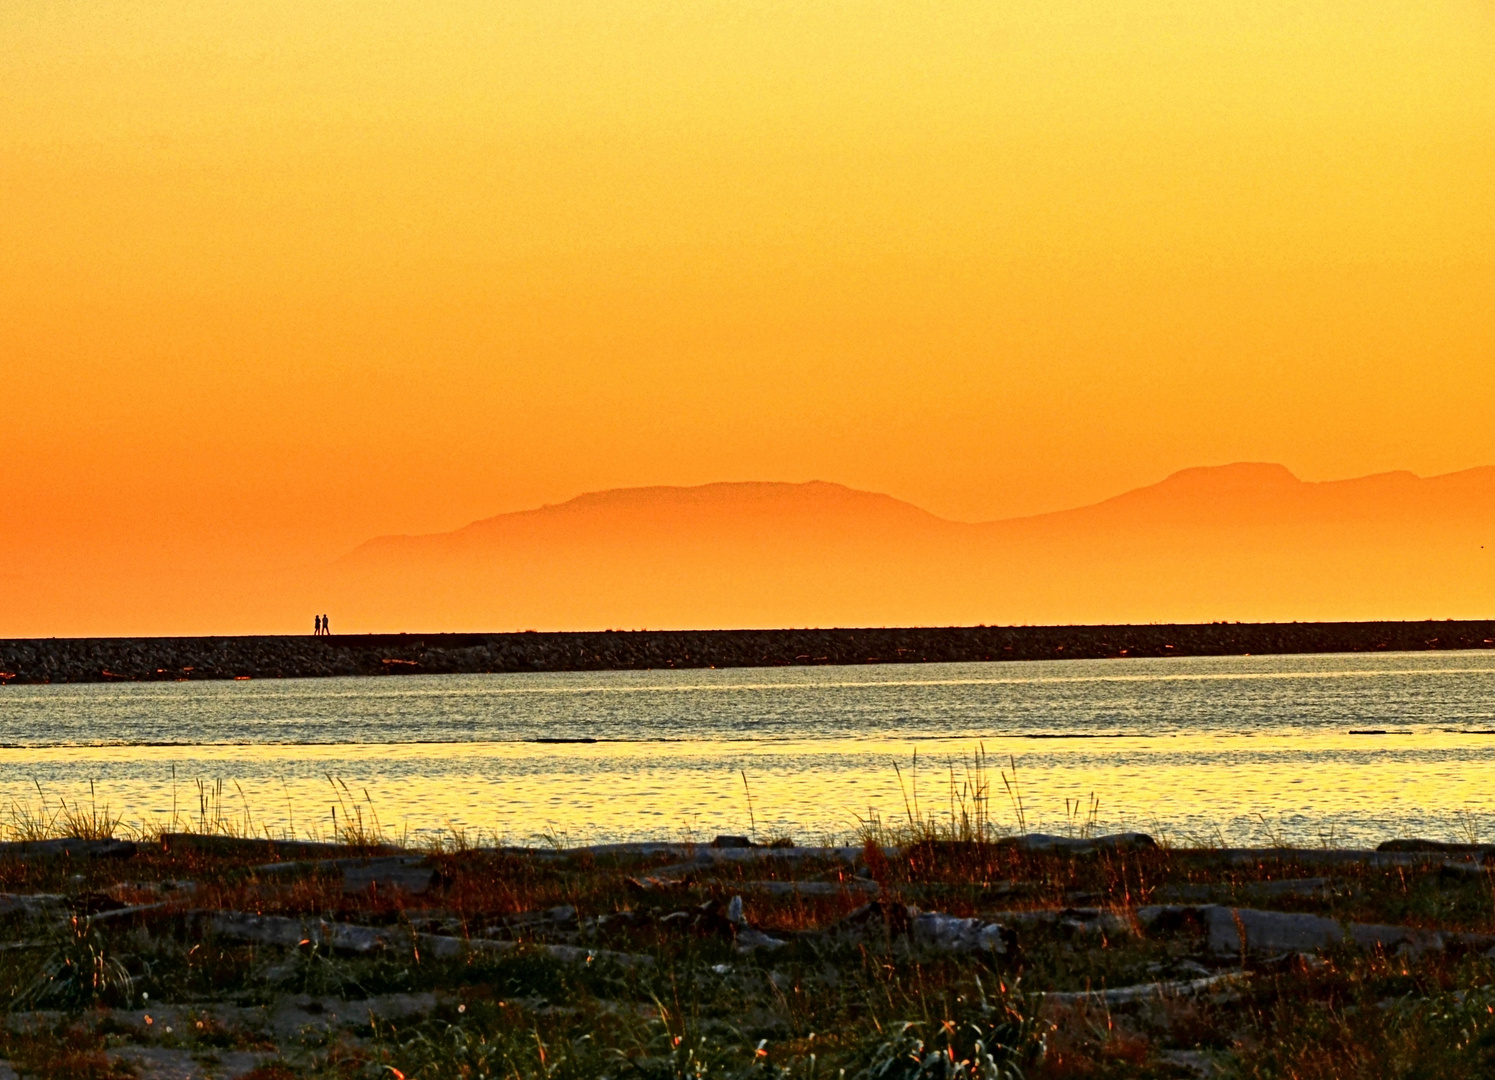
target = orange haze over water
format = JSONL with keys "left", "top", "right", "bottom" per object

{"left": 3, "top": 2, "right": 1494, "bottom": 635}
{"left": 4, "top": 464, "right": 1494, "bottom": 635}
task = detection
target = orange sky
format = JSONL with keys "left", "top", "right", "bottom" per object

{"left": 4, "top": 1, "right": 1495, "bottom": 617}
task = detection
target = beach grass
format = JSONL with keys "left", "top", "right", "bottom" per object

{"left": 0, "top": 831, "right": 1487, "bottom": 1078}
{"left": 0, "top": 761, "right": 1489, "bottom": 1076}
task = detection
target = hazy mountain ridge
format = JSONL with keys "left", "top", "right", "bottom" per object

{"left": 4, "top": 464, "right": 1492, "bottom": 636}
{"left": 1000, "top": 463, "right": 1495, "bottom": 532}
{"left": 350, "top": 463, "right": 1495, "bottom": 556}
{"left": 324, "top": 464, "right": 1495, "bottom": 631}
{"left": 348, "top": 480, "right": 962, "bottom": 559}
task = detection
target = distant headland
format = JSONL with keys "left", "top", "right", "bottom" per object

{"left": 6, "top": 463, "right": 1495, "bottom": 637}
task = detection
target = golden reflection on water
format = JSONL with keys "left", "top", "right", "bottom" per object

{"left": 3, "top": 729, "right": 1493, "bottom": 847}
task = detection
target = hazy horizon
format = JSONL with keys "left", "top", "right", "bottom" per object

{"left": 4, "top": 460, "right": 1492, "bottom": 637}
{"left": 351, "top": 461, "right": 1495, "bottom": 540}
{"left": 5, "top": 1, "right": 1494, "bottom": 634}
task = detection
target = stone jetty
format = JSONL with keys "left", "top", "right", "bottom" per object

{"left": 1, "top": 620, "right": 1492, "bottom": 684}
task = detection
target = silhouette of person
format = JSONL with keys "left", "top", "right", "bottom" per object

{"left": 314, "top": 615, "right": 321, "bottom": 636}
{"left": 322, "top": 614, "right": 330, "bottom": 636}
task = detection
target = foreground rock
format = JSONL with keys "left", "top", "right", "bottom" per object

{"left": 0, "top": 831, "right": 1493, "bottom": 1078}
{"left": 1139, "top": 904, "right": 1495, "bottom": 957}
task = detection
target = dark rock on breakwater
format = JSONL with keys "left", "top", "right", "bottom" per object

{"left": 1, "top": 620, "right": 1493, "bottom": 684}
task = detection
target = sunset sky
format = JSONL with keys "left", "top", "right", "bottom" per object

{"left": 4, "top": 1, "right": 1494, "bottom": 628}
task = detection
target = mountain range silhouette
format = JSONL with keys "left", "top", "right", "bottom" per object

{"left": 318, "top": 463, "right": 1495, "bottom": 630}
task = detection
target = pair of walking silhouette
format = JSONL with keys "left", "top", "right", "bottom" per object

{"left": 313, "top": 614, "right": 332, "bottom": 636}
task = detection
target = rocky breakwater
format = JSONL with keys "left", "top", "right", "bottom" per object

{"left": 1, "top": 620, "right": 1493, "bottom": 684}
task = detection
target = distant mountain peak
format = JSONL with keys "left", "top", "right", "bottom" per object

{"left": 1157, "top": 462, "right": 1301, "bottom": 490}
{"left": 460, "top": 479, "right": 944, "bottom": 528}
{"left": 539, "top": 479, "right": 875, "bottom": 512}
{"left": 351, "top": 478, "right": 952, "bottom": 554}
{"left": 321, "top": 461, "right": 1495, "bottom": 631}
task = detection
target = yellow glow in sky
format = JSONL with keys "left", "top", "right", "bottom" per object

{"left": 3, "top": 1, "right": 1494, "bottom": 630}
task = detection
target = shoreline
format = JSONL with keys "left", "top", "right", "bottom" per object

{"left": 2, "top": 619, "right": 1495, "bottom": 684}
{"left": 0, "top": 827, "right": 1489, "bottom": 1076}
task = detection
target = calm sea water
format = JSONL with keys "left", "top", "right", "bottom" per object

{"left": 2, "top": 652, "right": 1493, "bottom": 846}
